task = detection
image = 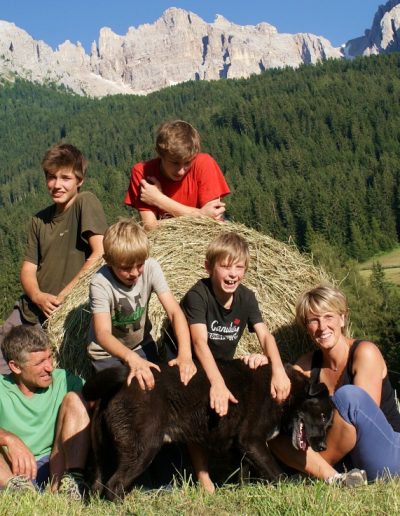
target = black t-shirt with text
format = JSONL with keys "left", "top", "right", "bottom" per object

{"left": 181, "top": 278, "right": 263, "bottom": 360}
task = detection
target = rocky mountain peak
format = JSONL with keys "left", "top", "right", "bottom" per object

{"left": 343, "top": 0, "right": 400, "bottom": 56}
{"left": 4, "top": 4, "right": 395, "bottom": 98}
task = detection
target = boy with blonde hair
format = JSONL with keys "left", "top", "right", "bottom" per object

{"left": 88, "top": 218, "right": 196, "bottom": 389}
{"left": 180, "top": 232, "right": 291, "bottom": 492}
{"left": 124, "top": 120, "right": 230, "bottom": 229}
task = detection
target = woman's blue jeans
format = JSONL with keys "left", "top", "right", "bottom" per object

{"left": 332, "top": 385, "right": 400, "bottom": 480}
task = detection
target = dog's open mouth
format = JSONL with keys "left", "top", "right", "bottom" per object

{"left": 292, "top": 419, "right": 309, "bottom": 451}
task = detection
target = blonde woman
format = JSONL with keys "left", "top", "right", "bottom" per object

{"left": 270, "top": 284, "right": 400, "bottom": 485}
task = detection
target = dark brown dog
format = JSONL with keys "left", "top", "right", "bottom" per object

{"left": 83, "top": 360, "right": 333, "bottom": 500}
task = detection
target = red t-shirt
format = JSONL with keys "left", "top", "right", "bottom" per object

{"left": 124, "top": 153, "right": 230, "bottom": 219}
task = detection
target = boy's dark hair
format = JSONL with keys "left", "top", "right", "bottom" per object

{"left": 155, "top": 120, "right": 201, "bottom": 161}
{"left": 41, "top": 143, "right": 88, "bottom": 181}
{"left": 1, "top": 326, "right": 50, "bottom": 365}
{"left": 205, "top": 232, "right": 250, "bottom": 271}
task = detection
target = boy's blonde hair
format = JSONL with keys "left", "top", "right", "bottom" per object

{"left": 295, "top": 284, "right": 349, "bottom": 334}
{"left": 155, "top": 120, "right": 201, "bottom": 161}
{"left": 103, "top": 219, "right": 149, "bottom": 267}
{"left": 206, "top": 232, "right": 250, "bottom": 271}
{"left": 42, "top": 143, "right": 88, "bottom": 181}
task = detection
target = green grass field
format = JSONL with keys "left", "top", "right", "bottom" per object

{"left": 1, "top": 479, "right": 399, "bottom": 516}
{"left": 358, "top": 247, "right": 400, "bottom": 286}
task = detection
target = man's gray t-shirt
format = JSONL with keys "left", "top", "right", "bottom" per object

{"left": 88, "top": 258, "right": 169, "bottom": 361}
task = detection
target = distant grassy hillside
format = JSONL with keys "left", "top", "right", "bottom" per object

{"left": 358, "top": 247, "right": 400, "bottom": 285}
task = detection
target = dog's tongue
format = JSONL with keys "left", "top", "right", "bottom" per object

{"left": 298, "top": 422, "right": 309, "bottom": 451}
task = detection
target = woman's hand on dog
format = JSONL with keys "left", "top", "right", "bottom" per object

{"left": 210, "top": 381, "right": 239, "bottom": 417}
{"left": 168, "top": 356, "right": 197, "bottom": 385}
{"left": 125, "top": 352, "right": 161, "bottom": 390}
{"left": 241, "top": 353, "right": 269, "bottom": 369}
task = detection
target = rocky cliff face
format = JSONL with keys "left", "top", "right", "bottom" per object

{"left": 0, "top": 8, "right": 340, "bottom": 97}
{"left": 3, "top": 2, "right": 398, "bottom": 98}
{"left": 0, "top": 21, "right": 133, "bottom": 96}
{"left": 343, "top": 0, "right": 400, "bottom": 57}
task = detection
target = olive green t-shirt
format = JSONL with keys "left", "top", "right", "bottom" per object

{"left": 20, "top": 191, "right": 107, "bottom": 323}
{"left": 0, "top": 369, "right": 84, "bottom": 460}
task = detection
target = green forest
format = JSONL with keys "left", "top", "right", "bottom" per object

{"left": 1, "top": 53, "right": 400, "bottom": 384}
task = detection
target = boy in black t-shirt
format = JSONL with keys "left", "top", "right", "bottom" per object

{"left": 180, "top": 232, "right": 291, "bottom": 493}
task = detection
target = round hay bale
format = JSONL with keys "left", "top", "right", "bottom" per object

{"left": 46, "top": 216, "right": 327, "bottom": 377}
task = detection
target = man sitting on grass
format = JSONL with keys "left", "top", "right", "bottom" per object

{"left": 0, "top": 326, "right": 89, "bottom": 499}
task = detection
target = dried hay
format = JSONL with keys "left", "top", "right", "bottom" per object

{"left": 46, "top": 216, "right": 328, "bottom": 378}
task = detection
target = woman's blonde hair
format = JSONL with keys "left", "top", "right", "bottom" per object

{"left": 296, "top": 284, "right": 349, "bottom": 334}
{"left": 103, "top": 218, "right": 149, "bottom": 267}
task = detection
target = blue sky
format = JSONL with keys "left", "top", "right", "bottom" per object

{"left": 1, "top": 0, "right": 384, "bottom": 52}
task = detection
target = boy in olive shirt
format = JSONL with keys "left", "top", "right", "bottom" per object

{"left": 0, "top": 143, "right": 107, "bottom": 373}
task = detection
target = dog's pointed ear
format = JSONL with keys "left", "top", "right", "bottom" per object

{"left": 308, "top": 381, "right": 329, "bottom": 397}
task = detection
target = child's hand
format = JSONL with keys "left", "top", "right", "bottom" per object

{"left": 33, "top": 292, "right": 61, "bottom": 318}
{"left": 168, "top": 356, "right": 197, "bottom": 385}
{"left": 125, "top": 352, "right": 161, "bottom": 390}
{"left": 139, "top": 177, "right": 163, "bottom": 206}
{"left": 270, "top": 367, "right": 291, "bottom": 403}
{"left": 199, "top": 199, "right": 226, "bottom": 220}
{"left": 241, "top": 353, "right": 269, "bottom": 369}
{"left": 210, "top": 381, "right": 238, "bottom": 417}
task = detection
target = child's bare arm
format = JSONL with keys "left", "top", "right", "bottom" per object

{"left": 138, "top": 210, "right": 159, "bottom": 230}
{"left": 139, "top": 178, "right": 226, "bottom": 219}
{"left": 254, "top": 322, "right": 291, "bottom": 402}
{"left": 20, "top": 261, "right": 60, "bottom": 318}
{"left": 190, "top": 323, "right": 238, "bottom": 416}
{"left": 92, "top": 312, "right": 160, "bottom": 389}
{"left": 57, "top": 233, "right": 104, "bottom": 302}
{"left": 157, "top": 291, "right": 197, "bottom": 385}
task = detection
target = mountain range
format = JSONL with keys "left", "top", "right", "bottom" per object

{"left": 0, "top": 0, "right": 399, "bottom": 97}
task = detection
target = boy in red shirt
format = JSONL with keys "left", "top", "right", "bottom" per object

{"left": 124, "top": 120, "right": 230, "bottom": 229}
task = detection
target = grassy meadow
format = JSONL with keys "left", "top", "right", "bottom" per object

{"left": 0, "top": 478, "right": 399, "bottom": 516}
{"left": 358, "top": 247, "right": 400, "bottom": 286}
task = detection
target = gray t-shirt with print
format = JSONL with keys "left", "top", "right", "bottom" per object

{"left": 88, "top": 258, "right": 169, "bottom": 361}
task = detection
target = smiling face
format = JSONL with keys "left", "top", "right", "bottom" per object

{"left": 110, "top": 262, "right": 145, "bottom": 287}
{"left": 10, "top": 348, "right": 54, "bottom": 396}
{"left": 46, "top": 167, "right": 83, "bottom": 212}
{"left": 159, "top": 154, "right": 194, "bottom": 182}
{"left": 305, "top": 311, "right": 345, "bottom": 351}
{"left": 207, "top": 258, "right": 246, "bottom": 305}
